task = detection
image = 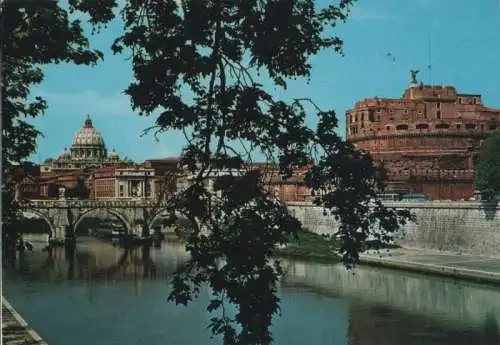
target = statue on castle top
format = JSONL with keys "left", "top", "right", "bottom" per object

{"left": 410, "top": 69, "right": 419, "bottom": 84}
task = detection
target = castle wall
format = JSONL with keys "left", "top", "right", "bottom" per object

{"left": 287, "top": 201, "right": 500, "bottom": 257}
{"left": 345, "top": 85, "right": 500, "bottom": 200}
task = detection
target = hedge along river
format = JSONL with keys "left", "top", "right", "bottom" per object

{"left": 2, "top": 234, "right": 500, "bottom": 345}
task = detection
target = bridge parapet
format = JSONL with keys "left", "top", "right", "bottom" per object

{"left": 25, "top": 199, "right": 171, "bottom": 209}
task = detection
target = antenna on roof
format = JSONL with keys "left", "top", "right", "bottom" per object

{"left": 427, "top": 30, "right": 433, "bottom": 85}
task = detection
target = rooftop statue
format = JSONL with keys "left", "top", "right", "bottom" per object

{"left": 410, "top": 69, "right": 419, "bottom": 84}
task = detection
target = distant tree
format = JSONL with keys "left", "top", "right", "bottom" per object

{"left": 135, "top": 170, "right": 179, "bottom": 237}
{"left": 46, "top": 183, "right": 59, "bottom": 198}
{"left": 476, "top": 131, "right": 500, "bottom": 199}
{"left": 2, "top": 1, "right": 414, "bottom": 343}
{"left": 73, "top": 178, "right": 90, "bottom": 199}
{"left": 155, "top": 170, "right": 179, "bottom": 201}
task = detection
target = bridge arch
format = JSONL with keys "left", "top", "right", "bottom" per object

{"left": 22, "top": 209, "right": 56, "bottom": 238}
{"left": 73, "top": 208, "right": 131, "bottom": 235}
{"left": 149, "top": 208, "right": 191, "bottom": 234}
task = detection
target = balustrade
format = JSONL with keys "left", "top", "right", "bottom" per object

{"left": 24, "top": 198, "right": 167, "bottom": 209}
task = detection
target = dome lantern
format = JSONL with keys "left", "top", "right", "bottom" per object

{"left": 84, "top": 113, "right": 93, "bottom": 128}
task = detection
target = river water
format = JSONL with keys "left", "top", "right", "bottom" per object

{"left": 3, "top": 234, "right": 500, "bottom": 345}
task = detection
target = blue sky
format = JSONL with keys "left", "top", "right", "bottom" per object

{"left": 29, "top": 0, "right": 500, "bottom": 163}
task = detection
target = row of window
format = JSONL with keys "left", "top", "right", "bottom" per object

{"left": 457, "top": 97, "right": 481, "bottom": 105}
{"left": 391, "top": 123, "right": 496, "bottom": 131}
{"left": 96, "top": 186, "right": 113, "bottom": 191}
{"left": 350, "top": 99, "right": 482, "bottom": 123}
{"left": 351, "top": 123, "right": 496, "bottom": 134}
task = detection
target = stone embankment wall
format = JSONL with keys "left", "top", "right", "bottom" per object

{"left": 287, "top": 201, "right": 500, "bottom": 257}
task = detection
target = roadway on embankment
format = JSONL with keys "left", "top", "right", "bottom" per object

{"left": 360, "top": 248, "right": 500, "bottom": 285}
{"left": 2, "top": 297, "right": 47, "bottom": 345}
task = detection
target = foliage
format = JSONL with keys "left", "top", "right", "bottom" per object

{"left": 108, "top": 1, "right": 414, "bottom": 344}
{"left": 476, "top": 131, "right": 500, "bottom": 199}
{"left": 133, "top": 170, "right": 180, "bottom": 236}
{"left": 46, "top": 183, "right": 59, "bottom": 198}
{"left": 276, "top": 228, "right": 342, "bottom": 263}
{"left": 1, "top": 0, "right": 115, "bottom": 252}
{"left": 2, "top": 0, "right": 415, "bottom": 344}
{"left": 66, "top": 177, "right": 90, "bottom": 199}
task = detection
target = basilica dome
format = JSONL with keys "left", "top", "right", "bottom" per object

{"left": 72, "top": 115, "right": 106, "bottom": 147}
{"left": 41, "top": 114, "right": 124, "bottom": 173}
{"left": 69, "top": 115, "right": 107, "bottom": 163}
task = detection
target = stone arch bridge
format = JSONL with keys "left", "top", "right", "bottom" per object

{"left": 21, "top": 199, "right": 175, "bottom": 240}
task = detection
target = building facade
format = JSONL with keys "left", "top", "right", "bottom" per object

{"left": 115, "top": 168, "right": 156, "bottom": 199}
{"left": 91, "top": 166, "right": 122, "bottom": 199}
{"left": 346, "top": 82, "right": 500, "bottom": 200}
{"left": 39, "top": 170, "right": 90, "bottom": 198}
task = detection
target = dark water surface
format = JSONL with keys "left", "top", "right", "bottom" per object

{"left": 3, "top": 234, "right": 500, "bottom": 345}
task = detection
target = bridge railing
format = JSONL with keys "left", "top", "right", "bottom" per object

{"left": 25, "top": 199, "right": 171, "bottom": 209}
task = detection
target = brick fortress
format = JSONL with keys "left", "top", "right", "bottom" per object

{"left": 346, "top": 74, "right": 500, "bottom": 200}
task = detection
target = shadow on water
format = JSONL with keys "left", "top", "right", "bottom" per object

{"left": 484, "top": 311, "right": 500, "bottom": 344}
{"left": 344, "top": 302, "right": 500, "bottom": 345}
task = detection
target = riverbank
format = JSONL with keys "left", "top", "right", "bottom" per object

{"left": 275, "top": 229, "right": 341, "bottom": 263}
{"left": 167, "top": 231, "right": 500, "bottom": 285}
{"left": 2, "top": 297, "right": 47, "bottom": 345}
{"left": 359, "top": 248, "right": 500, "bottom": 285}
{"left": 164, "top": 229, "right": 342, "bottom": 263}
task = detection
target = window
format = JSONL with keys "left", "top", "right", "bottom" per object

{"left": 396, "top": 124, "right": 408, "bottom": 131}
{"left": 436, "top": 102, "right": 441, "bottom": 109}
{"left": 416, "top": 124, "right": 429, "bottom": 130}
{"left": 436, "top": 110, "right": 441, "bottom": 119}
{"left": 465, "top": 123, "right": 476, "bottom": 130}
{"left": 435, "top": 123, "right": 449, "bottom": 129}
{"left": 489, "top": 125, "right": 497, "bottom": 130}
{"left": 456, "top": 124, "right": 461, "bottom": 129}
{"left": 386, "top": 125, "right": 391, "bottom": 131}
{"left": 119, "top": 184, "right": 124, "bottom": 197}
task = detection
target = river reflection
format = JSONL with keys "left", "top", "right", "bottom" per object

{"left": 3, "top": 235, "right": 500, "bottom": 345}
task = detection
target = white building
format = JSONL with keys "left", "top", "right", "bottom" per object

{"left": 115, "top": 168, "right": 156, "bottom": 199}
